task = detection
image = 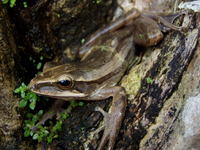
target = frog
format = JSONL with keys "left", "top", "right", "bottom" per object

{"left": 29, "top": 8, "right": 184, "bottom": 150}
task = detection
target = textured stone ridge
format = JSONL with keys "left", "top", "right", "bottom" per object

{"left": 0, "top": 3, "right": 22, "bottom": 150}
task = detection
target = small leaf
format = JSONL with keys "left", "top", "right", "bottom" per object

{"left": 70, "top": 101, "right": 78, "bottom": 107}
{"left": 33, "top": 133, "right": 38, "bottom": 140}
{"left": 37, "top": 135, "right": 43, "bottom": 142}
{"left": 19, "top": 99, "right": 28, "bottom": 108}
{"left": 31, "top": 93, "right": 38, "bottom": 101}
{"left": 38, "top": 110, "right": 44, "bottom": 116}
{"left": 47, "top": 136, "right": 53, "bottom": 143}
{"left": 78, "top": 102, "right": 84, "bottom": 106}
{"left": 29, "top": 100, "right": 36, "bottom": 110}
{"left": 40, "top": 56, "right": 44, "bottom": 60}
{"left": 146, "top": 77, "right": 154, "bottom": 84}
{"left": 81, "top": 38, "right": 85, "bottom": 44}
{"left": 36, "top": 62, "right": 42, "bottom": 70}
{"left": 32, "top": 115, "right": 39, "bottom": 122}
{"left": 2, "top": 0, "right": 9, "bottom": 4}
{"left": 61, "top": 113, "right": 69, "bottom": 120}
{"left": 24, "top": 130, "right": 31, "bottom": 137}
{"left": 26, "top": 123, "right": 33, "bottom": 128}
{"left": 23, "top": 1, "right": 28, "bottom": 8}
{"left": 10, "top": 0, "right": 16, "bottom": 7}
{"left": 14, "top": 88, "right": 20, "bottom": 93}
{"left": 30, "top": 131, "right": 34, "bottom": 136}
{"left": 20, "top": 91, "right": 26, "bottom": 98}
{"left": 53, "top": 134, "right": 58, "bottom": 138}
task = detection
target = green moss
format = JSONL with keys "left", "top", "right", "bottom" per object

{"left": 15, "top": 83, "right": 39, "bottom": 110}
{"left": 2, "top": 0, "right": 28, "bottom": 7}
{"left": 146, "top": 77, "right": 154, "bottom": 84}
{"left": 121, "top": 65, "right": 142, "bottom": 96}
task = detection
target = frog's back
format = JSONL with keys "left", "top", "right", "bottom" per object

{"left": 72, "top": 27, "right": 136, "bottom": 86}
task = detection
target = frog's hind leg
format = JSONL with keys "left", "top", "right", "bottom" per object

{"left": 131, "top": 11, "right": 187, "bottom": 47}
{"left": 143, "top": 11, "right": 187, "bottom": 32}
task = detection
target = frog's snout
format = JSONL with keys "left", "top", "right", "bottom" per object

{"left": 28, "top": 80, "right": 35, "bottom": 91}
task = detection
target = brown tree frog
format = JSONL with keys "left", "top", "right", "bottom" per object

{"left": 29, "top": 8, "right": 184, "bottom": 150}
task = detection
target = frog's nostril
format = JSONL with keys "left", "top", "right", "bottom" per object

{"left": 28, "top": 81, "right": 35, "bottom": 91}
{"left": 28, "top": 84, "right": 33, "bottom": 90}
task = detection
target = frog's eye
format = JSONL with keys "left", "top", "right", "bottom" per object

{"left": 57, "top": 79, "right": 73, "bottom": 89}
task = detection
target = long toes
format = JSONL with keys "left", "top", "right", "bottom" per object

{"left": 97, "top": 112, "right": 119, "bottom": 150}
{"left": 93, "top": 125, "right": 105, "bottom": 135}
{"left": 108, "top": 131, "right": 118, "bottom": 150}
{"left": 95, "top": 106, "right": 109, "bottom": 117}
{"left": 97, "top": 123, "right": 118, "bottom": 150}
{"left": 97, "top": 131, "right": 109, "bottom": 150}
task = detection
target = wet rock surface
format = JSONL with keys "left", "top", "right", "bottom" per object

{"left": 0, "top": 3, "right": 30, "bottom": 150}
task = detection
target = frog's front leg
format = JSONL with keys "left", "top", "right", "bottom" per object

{"left": 36, "top": 100, "right": 66, "bottom": 125}
{"left": 92, "top": 86, "right": 127, "bottom": 150}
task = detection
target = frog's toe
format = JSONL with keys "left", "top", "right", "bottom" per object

{"left": 95, "top": 106, "right": 109, "bottom": 118}
{"left": 97, "top": 127, "right": 116, "bottom": 150}
{"left": 95, "top": 106, "right": 124, "bottom": 150}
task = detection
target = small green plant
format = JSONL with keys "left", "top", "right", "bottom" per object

{"left": 146, "top": 77, "right": 154, "bottom": 84}
{"left": 15, "top": 83, "right": 85, "bottom": 144}
{"left": 36, "top": 62, "right": 42, "bottom": 70}
{"left": 29, "top": 56, "right": 44, "bottom": 71}
{"left": 23, "top": 110, "right": 69, "bottom": 143}
{"left": 93, "top": 0, "right": 102, "bottom": 4}
{"left": 81, "top": 38, "right": 85, "bottom": 44}
{"left": 70, "top": 101, "right": 85, "bottom": 107}
{"left": 23, "top": 1, "right": 27, "bottom": 8}
{"left": 23, "top": 110, "right": 44, "bottom": 138}
{"left": 2, "top": 0, "right": 16, "bottom": 7}
{"left": 2, "top": 0, "right": 28, "bottom": 7}
{"left": 14, "top": 83, "right": 39, "bottom": 110}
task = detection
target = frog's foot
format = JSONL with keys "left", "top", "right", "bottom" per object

{"left": 95, "top": 105, "right": 125, "bottom": 150}
{"left": 36, "top": 100, "right": 65, "bottom": 126}
{"left": 143, "top": 10, "right": 188, "bottom": 32}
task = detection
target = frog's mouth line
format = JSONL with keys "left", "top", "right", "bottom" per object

{"left": 29, "top": 84, "right": 87, "bottom": 98}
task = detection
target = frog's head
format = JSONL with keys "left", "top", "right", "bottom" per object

{"left": 29, "top": 64, "right": 88, "bottom": 100}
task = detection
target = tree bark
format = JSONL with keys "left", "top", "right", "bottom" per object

{"left": 0, "top": 3, "right": 21, "bottom": 150}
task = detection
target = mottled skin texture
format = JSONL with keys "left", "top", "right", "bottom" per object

{"left": 29, "top": 8, "right": 183, "bottom": 150}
